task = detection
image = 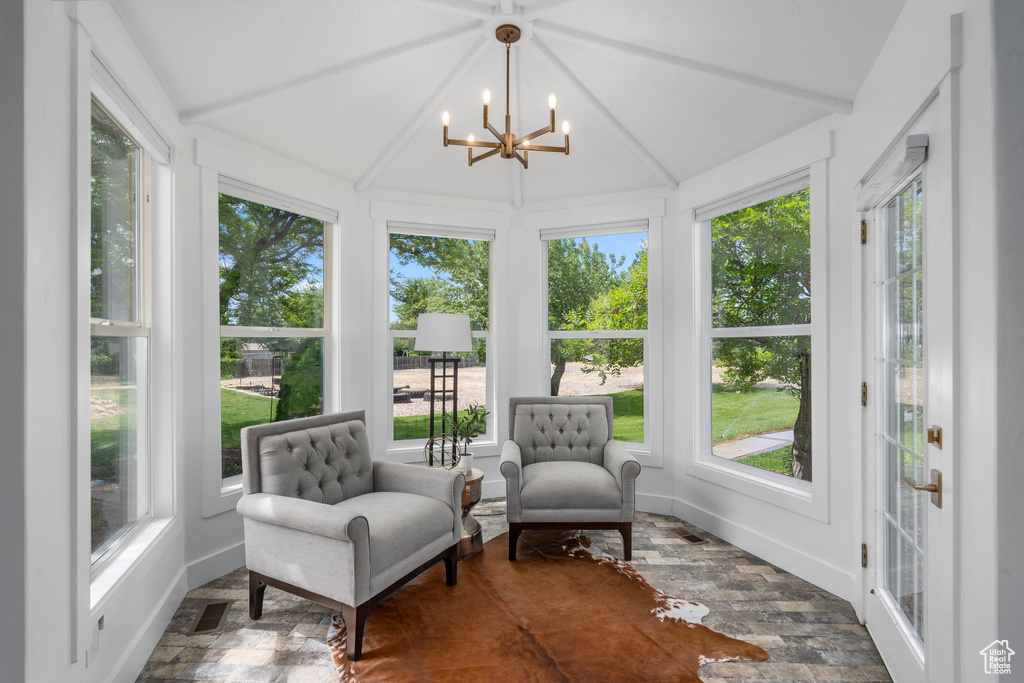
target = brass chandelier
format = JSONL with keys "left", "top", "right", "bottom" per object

{"left": 442, "top": 24, "right": 570, "bottom": 168}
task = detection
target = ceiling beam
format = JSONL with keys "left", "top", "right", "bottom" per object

{"left": 521, "top": 0, "right": 590, "bottom": 19}
{"left": 180, "top": 22, "right": 482, "bottom": 125}
{"left": 418, "top": 0, "right": 495, "bottom": 18}
{"left": 529, "top": 35, "right": 678, "bottom": 190}
{"left": 533, "top": 21, "right": 853, "bottom": 115}
{"left": 500, "top": 0, "right": 515, "bottom": 15}
{"left": 356, "top": 36, "right": 490, "bottom": 192}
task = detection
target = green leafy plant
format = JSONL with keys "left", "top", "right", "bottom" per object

{"left": 451, "top": 404, "right": 489, "bottom": 456}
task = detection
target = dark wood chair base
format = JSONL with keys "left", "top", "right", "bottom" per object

{"left": 249, "top": 542, "right": 459, "bottom": 661}
{"left": 508, "top": 522, "right": 632, "bottom": 561}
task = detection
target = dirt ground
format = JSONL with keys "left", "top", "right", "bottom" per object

{"left": 392, "top": 362, "right": 644, "bottom": 417}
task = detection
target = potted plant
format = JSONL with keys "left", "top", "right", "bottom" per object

{"left": 452, "top": 404, "right": 489, "bottom": 471}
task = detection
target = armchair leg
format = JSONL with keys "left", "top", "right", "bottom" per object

{"left": 619, "top": 523, "right": 632, "bottom": 561}
{"left": 443, "top": 543, "right": 459, "bottom": 586}
{"left": 509, "top": 523, "right": 523, "bottom": 561}
{"left": 248, "top": 571, "right": 267, "bottom": 620}
{"left": 342, "top": 602, "right": 370, "bottom": 662}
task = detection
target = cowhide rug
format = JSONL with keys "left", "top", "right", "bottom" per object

{"left": 327, "top": 530, "right": 768, "bottom": 681}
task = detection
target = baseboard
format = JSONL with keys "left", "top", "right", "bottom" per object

{"left": 186, "top": 541, "right": 246, "bottom": 590}
{"left": 112, "top": 567, "right": 187, "bottom": 683}
{"left": 482, "top": 479, "right": 505, "bottom": 501}
{"left": 669, "top": 496, "right": 859, "bottom": 604}
{"left": 635, "top": 492, "right": 676, "bottom": 516}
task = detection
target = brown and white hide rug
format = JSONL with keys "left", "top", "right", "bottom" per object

{"left": 327, "top": 530, "right": 768, "bottom": 682}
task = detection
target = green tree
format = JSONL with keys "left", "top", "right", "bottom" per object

{"left": 711, "top": 189, "right": 811, "bottom": 480}
{"left": 274, "top": 338, "right": 323, "bottom": 421}
{"left": 219, "top": 194, "right": 324, "bottom": 327}
{"left": 547, "top": 238, "right": 624, "bottom": 394}
{"left": 575, "top": 246, "right": 647, "bottom": 384}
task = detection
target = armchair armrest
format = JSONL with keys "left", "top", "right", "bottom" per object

{"left": 500, "top": 440, "right": 523, "bottom": 522}
{"left": 237, "top": 492, "right": 369, "bottom": 544}
{"left": 604, "top": 440, "right": 641, "bottom": 522}
{"left": 373, "top": 461, "right": 464, "bottom": 514}
{"left": 603, "top": 439, "right": 641, "bottom": 489}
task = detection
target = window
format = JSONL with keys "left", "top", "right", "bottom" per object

{"left": 705, "top": 180, "right": 812, "bottom": 481}
{"left": 218, "top": 191, "right": 327, "bottom": 479}
{"left": 90, "top": 99, "right": 151, "bottom": 565}
{"left": 388, "top": 228, "right": 491, "bottom": 444}
{"left": 544, "top": 226, "right": 648, "bottom": 445}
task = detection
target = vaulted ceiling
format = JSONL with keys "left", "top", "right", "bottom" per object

{"left": 110, "top": 0, "right": 906, "bottom": 206}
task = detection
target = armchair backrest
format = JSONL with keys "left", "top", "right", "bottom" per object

{"left": 508, "top": 396, "right": 613, "bottom": 467}
{"left": 240, "top": 410, "right": 374, "bottom": 503}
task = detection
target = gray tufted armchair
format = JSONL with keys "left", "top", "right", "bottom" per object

{"left": 500, "top": 396, "right": 641, "bottom": 561}
{"left": 236, "top": 410, "right": 464, "bottom": 661}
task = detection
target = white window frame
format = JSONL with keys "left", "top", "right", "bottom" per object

{"left": 86, "top": 96, "right": 154, "bottom": 576}
{"left": 216, "top": 180, "right": 335, "bottom": 488}
{"left": 385, "top": 223, "right": 495, "bottom": 452}
{"left": 690, "top": 163, "right": 830, "bottom": 521}
{"left": 542, "top": 221, "right": 651, "bottom": 450}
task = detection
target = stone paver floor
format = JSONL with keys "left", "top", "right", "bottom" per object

{"left": 137, "top": 501, "right": 890, "bottom": 682}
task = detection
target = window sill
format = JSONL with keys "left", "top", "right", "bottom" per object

{"left": 686, "top": 455, "right": 827, "bottom": 522}
{"left": 90, "top": 516, "right": 177, "bottom": 614}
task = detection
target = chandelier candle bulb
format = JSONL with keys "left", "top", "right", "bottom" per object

{"left": 548, "top": 93, "right": 556, "bottom": 110}
{"left": 442, "top": 110, "right": 450, "bottom": 146}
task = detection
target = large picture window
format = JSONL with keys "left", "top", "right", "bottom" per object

{"left": 706, "top": 180, "right": 812, "bottom": 481}
{"left": 544, "top": 226, "right": 648, "bottom": 445}
{"left": 90, "top": 99, "right": 151, "bottom": 564}
{"left": 218, "top": 192, "right": 327, "bottom": 479}
{"left": 388, "top": 228, "right": 491, "bottom": 444}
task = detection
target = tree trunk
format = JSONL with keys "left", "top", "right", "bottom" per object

{"left": 550, "top": 357, "right": 566, "bottom": 396}
{"left": 791, "top": 350, "right": 812, "bottom": 481}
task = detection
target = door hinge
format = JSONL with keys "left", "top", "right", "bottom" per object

{"left": 860, "top": 219, "right": 868, "bottom": 244}
{"left": 861, "top": 382, "right": 868, "bottom": 406}
{"left": 862, "top": 543, "right": 868, "bottom": 568}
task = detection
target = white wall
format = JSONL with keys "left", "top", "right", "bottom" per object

{"left": 991, "top": 0, "right": 1024, "bottom": 655}
{"left": 0, "top": 1, "right": 27, "bottom": 681}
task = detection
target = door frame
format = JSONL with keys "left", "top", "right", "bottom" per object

{"left": 857, "top": 69, "right": 960, "bottom": 683}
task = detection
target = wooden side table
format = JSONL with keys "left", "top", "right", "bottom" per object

{"left": 457, "top": 467, "right": 485, "bottom": 560}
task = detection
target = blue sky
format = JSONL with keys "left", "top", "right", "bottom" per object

{"left": 389, "top": 230, "right": 646, "bottom": 323}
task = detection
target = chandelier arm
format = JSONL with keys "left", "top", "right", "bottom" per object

{"left": 514, "top": 150, "right": 528, "bottom": 169}
{"left": 514, "top": 123, "right": 558, "bottom": 146}
{"left": 469, "top": 148, "right": 502, "bottom": 166}
{"left": 447, "top": 138, "right": 502, "bottom": 149}
{"left": 486, "top": 122, "right": 504, "bottom": 142}
{"left": 518, "top": 143, "right": 566, "bottom": 154}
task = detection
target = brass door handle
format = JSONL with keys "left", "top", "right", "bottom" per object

{"left": 902, "top": 477, "right": 938, "bottom": 493}
{"left": 901, "top": 469, "right": 942, "bottom": 508}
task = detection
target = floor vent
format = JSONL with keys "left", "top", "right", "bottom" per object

{"left": 188, "top": 600, "right": 234, "bottom": 635}
{"left": 669, "top": 528, "right": 709, "bottom": 545}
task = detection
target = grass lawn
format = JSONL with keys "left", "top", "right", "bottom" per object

{"left": 711, "top": 386, "right": 799, "bottom": 443}
{"left": 221, "top": 387, "right": 279, "bottom": 450}
{"left": 90, "top": 387, "right": 139, "bottom": 480}
{"left": 393, "top": 388, "right": 646, "bottom": 444}
{"left": 736, "top": 444, "right": 793, "bottom": 475}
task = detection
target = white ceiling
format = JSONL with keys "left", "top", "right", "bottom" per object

{"left": 110, "top": 0, "right": 906, "bottom": 206}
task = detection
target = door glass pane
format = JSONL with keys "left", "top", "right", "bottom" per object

{"left": 550, "top": 338, "right": 644, "bottom": 443}
{"left": 91, "top": 336, "right": 148, "bottom": 561}
{"left": 220, "top": 337, "right": 323, "bottom": 478}
{"left": 881, "top": 175, "right": 925, "bottom": 644}
{"left": 711, "top": 336, "right": 810, "bottom": 480}
{"left": 91, "top": 101, "right": 141, "bottom": 323}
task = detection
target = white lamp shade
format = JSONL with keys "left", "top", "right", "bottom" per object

{"left": 414, "top": 313, "right": 472, "bottom": 352}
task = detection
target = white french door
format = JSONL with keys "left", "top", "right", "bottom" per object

{"left": 861, "top": 79, "right": 957, "bottom": 683}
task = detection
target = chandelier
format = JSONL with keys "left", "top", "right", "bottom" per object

{"left": 442, "top": 25, "right": 570, "bottom": 168}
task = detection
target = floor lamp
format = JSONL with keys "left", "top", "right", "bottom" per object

{"left": 414, "top": 313, "right": 472, "bottom": 467}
